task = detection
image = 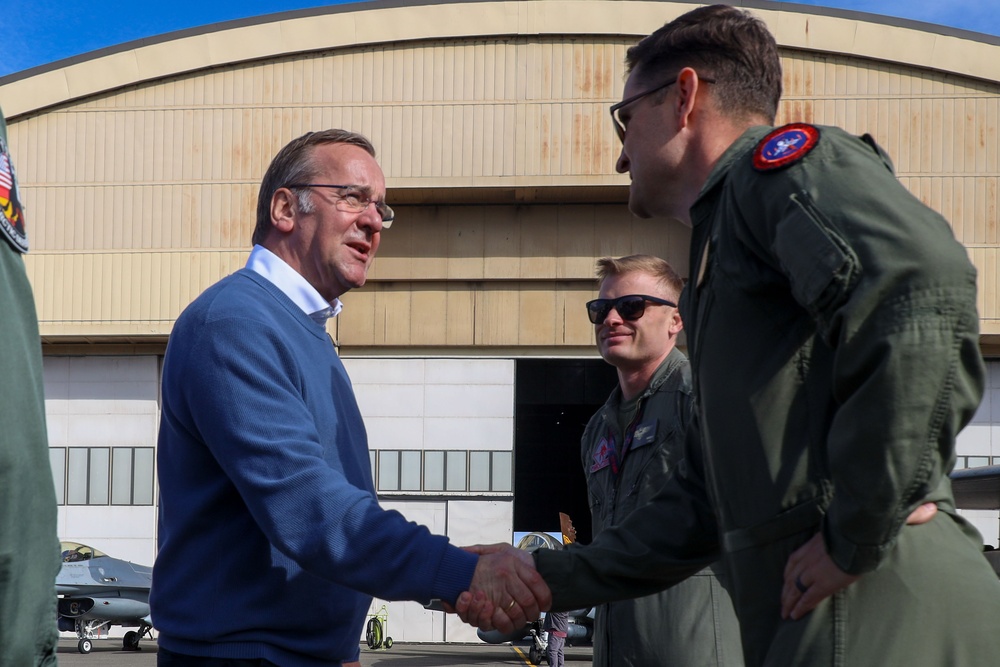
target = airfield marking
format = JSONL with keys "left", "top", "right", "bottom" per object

{"left": 511, "top": 645, "right": 532, "bottom": 665}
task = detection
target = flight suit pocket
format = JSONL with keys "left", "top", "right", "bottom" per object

{"left": 776, "top": 192, "right": 860, "bottom": 322}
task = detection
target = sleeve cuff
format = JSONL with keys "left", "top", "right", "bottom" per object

{"left": 822, "top": 517, "right": 892, "bottom": 575}
{"left": 431, "top": 546, "right": 479, "bottom": 605}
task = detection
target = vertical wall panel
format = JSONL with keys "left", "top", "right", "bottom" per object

{"left": 7, "top": 33, "right": 1000, "bottom": 342}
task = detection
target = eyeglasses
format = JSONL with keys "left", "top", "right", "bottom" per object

{"left": 609, "top": 74, "right": 715, "bottom": 143}
{"left": 586, "top": 294, "right": 677, "bottom": 324}
{"left": 285, "top": 183, "right": 395, "bottom": 227}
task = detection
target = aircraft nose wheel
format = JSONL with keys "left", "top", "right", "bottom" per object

{"left": 123, "top": 631, "right": 141, "bottom": 651}
{"left": 78, "top": 638, "right": 92, "bottom": 654}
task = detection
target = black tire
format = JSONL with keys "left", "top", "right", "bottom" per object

{"left": 123, "top": 631, "right": 140, "bottom": 650}
{"left": 366, "top": 617, "right": 383, "bottom": 649}
{"left": 528, "top": 645, "right": 540, "bottom": 665}
{"left": 78, "top": 638, "right": 92, "bottom": 654}
{"left": 385, "top": 637, "right": 393, "bottom": 649}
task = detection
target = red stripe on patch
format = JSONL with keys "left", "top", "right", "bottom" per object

{"left": 752, "top": 123, "right": 820, "bottom": 171}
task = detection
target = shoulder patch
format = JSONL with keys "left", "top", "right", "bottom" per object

{"left": 752, "top": 123, "right": 820, "bottom": 172}
{"left": 0, "top": 134, "right": 28, "bottom": 253}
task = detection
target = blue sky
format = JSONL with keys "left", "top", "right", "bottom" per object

{"left": 2, "top": 0, "right": 999, "bottom": 79}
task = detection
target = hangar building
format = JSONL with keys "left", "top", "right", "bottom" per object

{"left": 2, "top": 0, "right": 999, "bottom": 642}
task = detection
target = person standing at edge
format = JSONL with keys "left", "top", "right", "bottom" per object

{"left": 583, "top": 255, "right": 741, "bottom": 667}
{"left": 152, "top": 129, "right": 548, "bottom": 667}
{"left": 542, "top": 609, "right": 568, "bottom": 667}
{"left": 459, "top": 6, "right": 1000, "bottom": 665}
{"left": 0, "top": 106, "right": 60, "bottom": 667}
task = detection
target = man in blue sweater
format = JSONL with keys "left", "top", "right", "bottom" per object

{"left": 152, "top": 129, "right": 549, "bottom": 666}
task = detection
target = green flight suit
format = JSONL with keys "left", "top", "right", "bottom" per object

{"left": 0, "top": 107, "right": 60, "bottom": 667}
{"left": 537, "top": 125, "right": 1000, "bottom": 666}
{"left": 583, "top": 348, "right": 742, "bottom": 666}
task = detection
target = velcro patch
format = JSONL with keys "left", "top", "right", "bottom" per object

{"left": 752, "top": 123, "right": 820, "bottom": 172}
{"left": 0, "top": 135, "right": 28, "bottom": 253}
{"left": 590, "top": 437, "right": 613, "bottom": 473}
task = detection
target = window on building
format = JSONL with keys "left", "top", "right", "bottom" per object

{"left": 49, "top": 448, "right": 65, "bottom": 505}
{"left": 492, "top": 451, "right": 513, "bottom": 492}
{"left": 378, "top": 451, "right": 400, "bottom": 491}
{"left": 111, "top": 448, "right": 155, "bottom": 505}
{"left": 54, "top": 447, "right": 155, "bottom": 506}
{"left": 400, "top": 451, "right": 422, "bottom": 491}
{"left": 424, "top": 451, "right": 445, "bottom": 491}
{"left": 67, "top": 448, "right": 89, "bottom": 505}
{"left": 372, "top": 450, "right": 513, "bottom": 494}
{"left": 470, "top": 451, "right": 491, "bottom": 491}
{"left": 446, "top": 451, "right": 467, "bottom": 491}
{"left": 967, "top": 456, "right": 992, "bottom": 469}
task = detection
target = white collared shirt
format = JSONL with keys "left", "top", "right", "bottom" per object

{"left": 245, "top": 245, "right": 343, "bottom": 319}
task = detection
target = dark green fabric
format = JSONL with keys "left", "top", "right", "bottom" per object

{"left": 582, "top": 348, "right": 743, "bottom": 667}
{"left": 537, "top": 125, "right": 1000, "bottom": 666}
{"left": 0, "top": 109, "right": 60, "bottom": 667}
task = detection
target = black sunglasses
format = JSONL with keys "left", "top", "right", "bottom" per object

{"left": 609, "top": 74, "right": 715, "bottom": 143}
{"left": 586, "top": 294, "right": 677, "bottom": 324}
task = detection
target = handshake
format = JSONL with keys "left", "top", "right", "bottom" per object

{"left": 445, "top": 544, "right": 554, "bottom": 633}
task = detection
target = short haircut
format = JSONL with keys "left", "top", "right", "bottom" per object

{"left": 626, "top": 4, "right": 782, "bottom": 124}
{"left": 252, "top": 129, "right": 377, "bottom": 246}
{"left": 596, "top": 255, "right": 684, "bottom": 300}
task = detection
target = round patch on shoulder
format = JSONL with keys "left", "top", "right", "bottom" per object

{"left": 752, "top": 123, "right": 820, "bottom": 172}
{"left": 0, "top": 134, "right": 28, "bottom": 253}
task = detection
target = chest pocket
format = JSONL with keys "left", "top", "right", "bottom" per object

{"left": 628, "top": 424, "right": 679, "bottom": 507}
{"left": 588, "top": 422, "right": 680, "bottom": 528}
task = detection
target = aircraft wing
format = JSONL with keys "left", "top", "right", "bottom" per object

{"left": 951, "top": 465, "right": 1000, "bottom": 510}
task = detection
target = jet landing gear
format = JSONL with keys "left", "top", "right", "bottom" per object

{"left": 123, "top": 621, "right": 153, "bottom": 651}
{"left": 75, "top": 619, "right": 109, "bottom": 653}
{"left": 74, "top": 618, "right": 154, "bottom": 653}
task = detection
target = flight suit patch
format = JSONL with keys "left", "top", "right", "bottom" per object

{"left": 0, "top": 134, "right": 28, "bottom": 252}
{"left": 752, "top": 123, "right": 820, "bottom": 172}
{"left": 591, "top": 437, "right": 613, "bottom": 472}
{"left": 629, "top": 419, "right": 658, "bottom": 450}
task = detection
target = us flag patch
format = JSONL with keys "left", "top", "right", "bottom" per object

{"left": 0, "top": 135, "right": 28, "bottom": 252}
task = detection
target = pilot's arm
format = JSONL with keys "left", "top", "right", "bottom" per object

{"left": 535, "top": 410, "right": 720, "bottom": 611}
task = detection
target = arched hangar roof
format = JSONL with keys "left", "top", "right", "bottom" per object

{"left": 1, "top": 0, "right": 999, "bottom": 351}
{"left": 3, "top": 0, "right": 999, "bottom": 119}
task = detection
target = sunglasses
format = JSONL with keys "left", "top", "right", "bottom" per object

{"left": 609, "top": 74, "right": 715, "bottom": 144}
{"left": 586, "top": 294, "right": 677, "bottom": 324}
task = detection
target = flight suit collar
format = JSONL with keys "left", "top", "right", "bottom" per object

{"left": 602, "top": 347, "right": 687, "bottom": 422}
{"left": 690, "top": 125, "right": 772, "bottom": 228}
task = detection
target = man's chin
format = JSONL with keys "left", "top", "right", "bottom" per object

{"left": 627, "top": 199, "right": 654, "bottom": 220}
{"left": 599, "top": 346, "right": 631, "bottom": 366}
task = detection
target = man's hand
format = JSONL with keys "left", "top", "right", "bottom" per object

{"left": 451, "top": 544, "right": 552, "bottom": 633}
{"left": 781, "top": 502, "right": 938, "bottom": 619}
{"left": 780, "top": 532, "right": 859, "bottom": 620}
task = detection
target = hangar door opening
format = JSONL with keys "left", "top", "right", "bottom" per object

{"left": 514, "top": 359, "right": 618, "bottom": 544}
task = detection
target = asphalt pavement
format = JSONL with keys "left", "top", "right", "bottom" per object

{"left": 55, "top": 638, "right": 592, "bottom": 666}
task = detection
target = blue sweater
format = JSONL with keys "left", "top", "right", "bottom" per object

{"left": 151, "top": 270, "right": 478, "bottom": 665}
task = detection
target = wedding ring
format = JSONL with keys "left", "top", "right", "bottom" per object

{"left": 795, "top": 575, "right": 808, "bottom": 594}
{"left": 507, "top": 599, "right": 516, "bottom": 610}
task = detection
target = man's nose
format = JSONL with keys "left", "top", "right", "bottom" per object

{"left": 615, "top": 148, "right": 630, "bottom": 174}
{"left": 602, "top": 307, "right": 624, "bottom": 325}
{"left": 358, "top": 203, "right": 384, "bottom": 233}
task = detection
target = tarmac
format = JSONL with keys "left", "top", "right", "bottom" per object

{"left": 56, "top": 638, "right": 593, "bottom": 666}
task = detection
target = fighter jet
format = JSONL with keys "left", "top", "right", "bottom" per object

{"left": 56, "top": 541, "right": 153, "bottom": 654}
{"left": 477, "top": 514, "right": 594, "bottom": 664}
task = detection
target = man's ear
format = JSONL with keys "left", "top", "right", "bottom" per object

{"left": 674, "top": 67, "right": 704, "bottom": 130}
{"left": 669, "top": 305, "right": 684, "bottom": 336}
{"left": 270, "top": 188, "right": 298, "bottom": 234}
